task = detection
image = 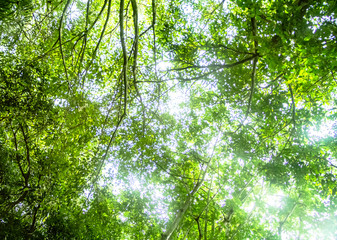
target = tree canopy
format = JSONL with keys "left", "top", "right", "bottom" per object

{"left": 1, "top": 0, "right": 337, "bottom": 239}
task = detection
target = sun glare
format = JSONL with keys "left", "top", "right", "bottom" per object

{"left": 308, "top": 120, "right": 336, "bottom": 140}
{"left": 265, "top": 190, "right": 285, "bottom": 208}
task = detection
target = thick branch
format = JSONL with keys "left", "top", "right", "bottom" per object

{"left": 161, "top": 157, "right": 213, "bottom": 240}
{"left": 131, "top": 0, "right": 139, "bottom": 84}
{"left": 161, "top": 180, "right": 203, "bottom": 240}
{"left": 120, "top": 0, "right": 128, "bottom": 114}
{"left": 251, "top": 17, "right": 258, "bottom": 52}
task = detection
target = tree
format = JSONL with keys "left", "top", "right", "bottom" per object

{"left": 0, "top": 0, "right": 336, "bottom": 239}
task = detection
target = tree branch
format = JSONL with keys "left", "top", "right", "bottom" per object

{"left": 288, "top": 84, "right": 296, "bottom": 129}
{"left": 245, "top": 16, "right": 259, "bottom": 119}
{"left": 11, "top": 126, "right": 25, "bottom": 180}
{"left": 161, "top": 134, "right": 221, "bottom": 240}
{"left": 19, "top": 123, "right": 30, "bottom": 186}
{"left": 139, "top": 0, "right": 156, "bottom": 39}
{"left": 278, "top": 201, "right": 298, "bottom": 237}
{"left": 195, "top": 217, "right": 203, "bottom": 240}
{"left": 246, "top": 57, "right": 257, "bottom": 119}
{"left": 86, "top": 0, "right": 128, "bottom": 204}
{"left": 168, "top": 55, "right": 258, "bottom": 72}
{"left": 200, "top": 43, "right": 255, "bottom": 55}
{"left": 81, "top": 0, "right": 112, "bottom": 86}
{"left": 120, "top": 0, "right": 128, "bottom": 114}
{"left": 58, "top": 0, "right": 72, "bottom": 91}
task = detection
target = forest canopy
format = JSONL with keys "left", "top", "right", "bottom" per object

{"left": 0, "top": 0, "right": 337, "bottom": 239}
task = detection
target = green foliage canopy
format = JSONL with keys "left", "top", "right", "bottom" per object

{"left": 0, "top": 0, "right": 337, "bottom": 239}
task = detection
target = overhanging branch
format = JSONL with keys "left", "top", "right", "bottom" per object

{"left": 168, "top": 54, "right": 258, "bottom": 72}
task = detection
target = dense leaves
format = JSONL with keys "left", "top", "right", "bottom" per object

{"left": 0, "top": 0, "right": 337, "bottom": 239}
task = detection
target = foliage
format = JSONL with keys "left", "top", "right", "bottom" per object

{"left": 0, "top": 0, "right": 337, "bottom": 239}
